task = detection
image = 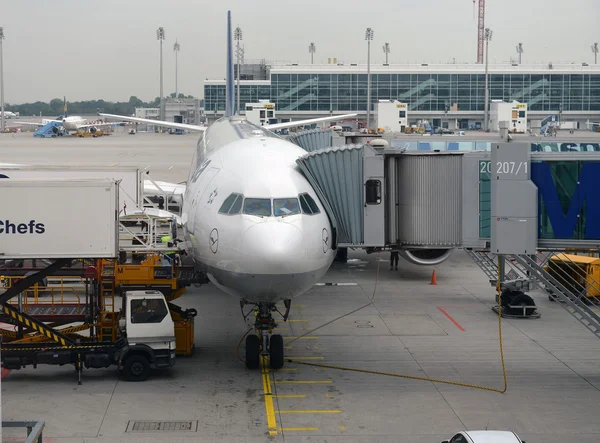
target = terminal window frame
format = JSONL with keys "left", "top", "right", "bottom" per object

{"left": 219, "top": 193, "right": 244, "bottom": 215}
{"left": 365, "top": 179, "right": 382, "bottom": 205}
{"left": 243, "top": 198, "right": 272, "bottom": 217}
{"left": 299, "top": 193, "right": 321, "bottom": 215}
{"left": 130, "top": 298, "right": 169, "bottom": 324}
{"left": 273, "top": 198, "right": 301, "bottom": 217}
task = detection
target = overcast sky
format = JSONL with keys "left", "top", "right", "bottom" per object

{"left": 1, "top": 0, "right": 598, "bottom": 104}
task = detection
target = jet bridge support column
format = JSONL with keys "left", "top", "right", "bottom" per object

{"left": 490, "top": 143, "right": 539, "bottom": 317}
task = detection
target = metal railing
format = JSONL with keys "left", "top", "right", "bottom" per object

{"left": 509, "top": 253, "right": 600, "bottom": 339}
{"left": 2, "top": 420, "right": 45, "bottom": 443}
{"left": 1, "top": 276, "right": 84, "bottom": 315}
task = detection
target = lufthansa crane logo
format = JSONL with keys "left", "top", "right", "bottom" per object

{"left": 209, "top": 228, "right": 219, "bottom": 254}
{"left": 322, "top": 228, "right": 329, "bottom": 253}
{"left": 208, "top": 188, "right": 218, "bottom": 204}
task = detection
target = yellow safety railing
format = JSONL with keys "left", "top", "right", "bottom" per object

{"left": 1, "top": 276, "right": 85, "bottom": 316}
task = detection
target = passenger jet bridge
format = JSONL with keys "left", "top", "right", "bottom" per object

{"left": 289, "top": 129, "right": 600, "bottom": 339}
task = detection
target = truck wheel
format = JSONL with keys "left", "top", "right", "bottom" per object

{"left": 122, "top": 355, "right": 151, "bottom": 382}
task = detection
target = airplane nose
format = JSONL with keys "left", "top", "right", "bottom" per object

{"left": 241, "top": 222, "right": 303, "bottom": 272}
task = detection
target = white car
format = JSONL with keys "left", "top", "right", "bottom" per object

{"left": 442, "top": 430, "right": 525, "bottom": 443}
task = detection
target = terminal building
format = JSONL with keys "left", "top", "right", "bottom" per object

{"left": 135, "top": 97, "right": 203, "bottom": 126}
{"left": 204, "top": 62, "right": 600, "bottom": 130}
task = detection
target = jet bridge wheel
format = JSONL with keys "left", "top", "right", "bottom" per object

{"left": 269, "top": 334, "right": 284, "bottom": 370}
{"left": 245, "top": 334, "right": 260, "bottom": 370}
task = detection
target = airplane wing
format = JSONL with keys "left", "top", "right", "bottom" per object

{"left": 78, "top": 122, "right": 130, "bottom": 129}
{"left": 144, "top": 179, "right": 186, "bottom": 196}
{"left": 99, "top": 113, "right": 207, "bottom": 132}
{"left": 13, "top": 121, "right": 60, "bottom": 127}
{"left": 263, "top": 114, "right": 358, "bottom": 131}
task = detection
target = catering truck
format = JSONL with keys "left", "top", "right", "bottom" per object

{"left": 1, "top": 290, "right": 177, "bottom": 382}
{"left": 0, "top": 179, "right": 177, "bottom": 382}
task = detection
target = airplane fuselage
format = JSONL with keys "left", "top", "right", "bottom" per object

{"left": 61, "top": 116, "right": 87, "bottom": 132}
{"left": 181, "top": 117, "right": 335, "bottom": 304}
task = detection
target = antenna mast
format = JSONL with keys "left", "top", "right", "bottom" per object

{"left": 475, "top": 0, "right": 485, "bottom": 63}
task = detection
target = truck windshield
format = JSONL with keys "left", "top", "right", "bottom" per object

{"left": 130, "top": 298, "right": 168, "bottom": 324}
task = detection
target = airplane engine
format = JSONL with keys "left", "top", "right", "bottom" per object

{"left": 90, "top": 127, "right": 97, "bottom": 134}
{"left": 400, "top": 248, "right": 452, "bottom": 266}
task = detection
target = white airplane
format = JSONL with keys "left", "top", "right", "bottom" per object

{"left": 19, "top": 98, "right": 126, "bottom": 134}
{"left": 100, "top": 11, "right": 449, "bottom": 370}
{"left": 1, "top": 111, "right": 18, "bottom": 119}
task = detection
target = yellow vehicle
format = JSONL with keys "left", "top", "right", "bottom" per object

{"left": 546, "top": 253, "right": 600, "bottom": 298}
{"left": 76, "top": 129, "right": 105, "bottom": 137}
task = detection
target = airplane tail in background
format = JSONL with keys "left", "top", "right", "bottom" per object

{"left": 63, "top": 97, "right": 68, "bottom": 118}
{"left": 225, "top": 10, "right": 235, "bottom": 117}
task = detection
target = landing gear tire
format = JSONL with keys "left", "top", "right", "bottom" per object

{"left": 269, "top": 334, "right": 284, "bottom": 370}
{"left": 245, "top": 334, "right": 260, "bottom": 370}
{"left": 122, "top": 354, "right": 151, "bottom": 382}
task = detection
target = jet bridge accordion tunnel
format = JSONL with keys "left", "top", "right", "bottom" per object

{"left": 295, "top": 145, "right": 461, "bottom": 266}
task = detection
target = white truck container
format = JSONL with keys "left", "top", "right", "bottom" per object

{"left": 0, "top": 178, "right": 119, "bottom": 259}
{"left": 0, "top": 166, "right": 143, "bottom": 212}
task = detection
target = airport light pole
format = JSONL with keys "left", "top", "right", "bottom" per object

{"left": 484, "top": 28, "right": 492, "bottom": 131}
{"left": 309, "top": 42, "right": 316, "bottom": 65}
{"left": 234, "top": 27, "right": 242, "bottom": 115}
{"left": 382, "top": 42, "right": 390, "bottom": 64}
{"left": 157, "top": 27, "right": 165, "bottom": 122}
{"left": 516, "top": 42, "right": 523, "bottom": 64}
{"left": 174, "top": 40, "right": 180, "bottom": 98}
{"left": 593, "top": 43, "right": 599, "bottom": 65}
{"left": 365, "top": 27, "right": 374, "bottom": 129}
{"left": 0, "top": 27, "right": 4, "bottom": 133}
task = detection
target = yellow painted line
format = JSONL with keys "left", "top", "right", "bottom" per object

{"left": 340, "top": 426, "right": 347, "bottom": 431}
{"left": 288, "top": 319, "right": 309, "bottom": 322}
{"left": 276, "top": 380, "right": 333, "bottom": 385}
{"left": 278, "top": 427, "right": 319, "bottom": 431}
{"left": 284, "top": 346, "right": 293, "bottom": 349}
{"left": 260, "top": 356, "right": 278, "bottom": 436}
{"left": 277, "top": 410, "right": 342, "bottom": 414}
{"left": 288, "top": 356, "right": 324, "bottom": 360}
{"left": 278, "top": 368, "right": 297, "bottom": 371}
{"left": 109, "top": 162, "right": 119, "bottom": 167}
{"left": 283, "top": 336, "right": 318, "bottom": 339}
{"left": 273, "top": 394, "right": 306, "bottom": 398}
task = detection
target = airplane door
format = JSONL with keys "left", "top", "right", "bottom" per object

{"left": 363, "top": 155, "right": 385, "bottom": 246}
{"left": 187, "top": 167, "right": 219, "bottom": 228}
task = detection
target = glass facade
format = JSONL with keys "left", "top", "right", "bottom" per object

{"left": 205, "top": 71, "right": 600, "bottom": 113}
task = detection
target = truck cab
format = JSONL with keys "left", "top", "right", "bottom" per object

{"left": 117, "top": 290, "right": 176, "bottom": 381}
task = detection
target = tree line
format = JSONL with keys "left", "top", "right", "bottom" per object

{"left": 4, "top": 93, "right": 199, "bottom": 117}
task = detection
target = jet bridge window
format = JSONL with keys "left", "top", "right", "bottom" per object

{"left": 219, "top": 193, "right": 244, "bottom": 215}
{"left": 243, "top": 198, "right": 272, "bottom": 217}
{"left": 299, "top": 193, "right": 320, "bottom": 215}
{"left": 365, "top": 179, "right": 382, "bottom": 205}
{"left": 274, "top": 198, "right": 300, "bottom": 217}
{"left": 130, "top": 298, "right": 168, "bottom": 324}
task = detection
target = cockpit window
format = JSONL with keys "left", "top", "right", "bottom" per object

{"left": 219, "top": 193, "right": 244, "bottom": 215}
{"left": 299, "top": 193, "right": 320, "bottom": 215}
{"left": 243, "top": 198, "right": 272, "bottom": 217}
{"left": 274, "top": 198, "right": 300, "bottom": 217}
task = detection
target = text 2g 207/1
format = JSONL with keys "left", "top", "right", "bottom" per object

{"left": 480, "top": 161, "right": 528, "bottom": 175}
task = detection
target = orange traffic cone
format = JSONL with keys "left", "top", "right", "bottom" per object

{"left": 430, "top": 270, "right": 438, "bottom": 285}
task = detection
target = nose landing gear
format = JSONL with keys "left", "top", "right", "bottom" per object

{"left": 242, "top": 300, "right": 290, "bottom": 370}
